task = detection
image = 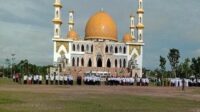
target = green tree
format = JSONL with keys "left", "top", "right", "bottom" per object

{"left": 182, "top": 58, "right": 191, "bottom": 78}
{"left": 191, "top": 57, "right": 200, "bottom": 84}
{"left": 168, "top": 48, "right": 180, "bottom": 78}
{"left": 159, "top": 56, "right": 166, "bottom": 86}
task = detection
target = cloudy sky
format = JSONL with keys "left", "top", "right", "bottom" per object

{"left": 0, "top": 0, "right": 200, "bottom": 70}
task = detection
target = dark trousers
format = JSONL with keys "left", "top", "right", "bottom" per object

{"left": 46, "top": 80, "right": 48, "bottom": 85}
{"left": 50, "top": 80, "right": 54, "bottom": 85}
{"left": 24, "top": 80, "right": 27, "bottom": 84}
{"left": 55, "top": 80, "right": 58, "bottom": 85}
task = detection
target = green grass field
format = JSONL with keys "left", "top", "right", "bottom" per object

{"left": 0, "top": 78, "right": 200, "bottom": 112}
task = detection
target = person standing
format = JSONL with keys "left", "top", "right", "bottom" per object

{"left": 55, "top": 74, "right": 59, "bottom": 85}
{"left": 64, "top": 75, "right": 68, "bottom": 85}
{"left": 59, "top": 74, "right": 63, "bottom": 85}
{"left": 45, "top": 74, "right": 49, "bottom": 85}
{"left": 39, "top": 75, "right": 43, "bottom": 85}
{"left": 23, "top": 74, "right": 27, "bottom": 84}
{"left": 28, "top": 75, "right": 32, "bottom": 85}
{"left": 50, "top": 74, "right": 54, "bottom": 85}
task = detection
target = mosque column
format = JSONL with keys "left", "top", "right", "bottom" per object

{"left": 136, "top": 0, "right": 144, "bottom": 43}
{"left": 130, "top": 14, "right": 135, "bottom": 41}
{"left": 52, "top": 0, "right": 62, "bottom": 64}
{"left": 53, "top": 0, "right": 62, "bottom": 38}
{"left": 68, "top": 10, "right": 75, "bottom": 31}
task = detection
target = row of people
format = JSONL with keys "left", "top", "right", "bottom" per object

{"left": 169, "top": 78, "right": 200, "bottom": 87}
{"left": 23, "top": 75, "right": 43, "bottom": 84}
{"left": 136, "top": 78, "right": 150, "bottom": 86}
{"left": 83, "top": 75, "right": 101, "bottom": 85}
{"left": 22, "top": 74, "right": 74, "bottom": 85}
{"left": 47, "top": 74, "right": 74, "bottom": 85}
{"left": 106, "top": 77, "right": 135, "bottom": 86}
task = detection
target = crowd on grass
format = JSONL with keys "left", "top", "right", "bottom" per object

{"left": 11, "top": 73, "right": 200, "bottom": 87}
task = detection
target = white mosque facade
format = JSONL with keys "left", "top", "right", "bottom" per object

{"left": 52, "top": 0, "right": 145, "bottom": 77}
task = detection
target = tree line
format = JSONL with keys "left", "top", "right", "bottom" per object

{"left": 0, "top": 59, "right": 52, "bottom": 78}
{"left": 148, "top": 48, "right": 200, "bottom": 81}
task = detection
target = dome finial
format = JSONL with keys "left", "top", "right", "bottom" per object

{"left": 101, "top": 8, "right": 104, "bottom": 12}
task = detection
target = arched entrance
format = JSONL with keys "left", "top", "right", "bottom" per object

{"left": 88, "top": 58, "right": 92, "bottom": 67}
{"left": 96, "top": 54, "right": 102, "bottom": 67}
{"left": 97, "top": 58, "right": 102, "bottom": 67}
{"left": 107, "top": 59, "right": 111, "bottom": 68}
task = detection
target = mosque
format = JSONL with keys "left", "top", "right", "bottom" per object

{"left": 52, "top": 0, "right": 145, "bottom": 77}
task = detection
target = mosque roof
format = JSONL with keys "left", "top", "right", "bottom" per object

{"left": 85, "top": 11, "right": 118, "bottom": 41}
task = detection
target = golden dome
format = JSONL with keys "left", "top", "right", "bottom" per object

{"left": 123, "top": 33, "right": 134, "bottom": 43}
{"left": 85, "top": 11, "right": 118, "bottom": 41}
{"left": 67, "top": 30, "right": 79, "bottom": 40}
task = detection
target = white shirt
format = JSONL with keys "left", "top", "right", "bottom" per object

{"left": 64, "top": 76, "right": 68, "bottom": 81}
{"left": 36, "top": 75, "right": 39, "bottom": 80}
{"left": 39, "top": 75, "right": 42, "bottom": 81}
{"left": 50, "top": 75, "right": 54, "bottom": 81}
{"left": 45, "top": 74, "right": 49, "bottom": 80}
{"left": 59, "top": 75, "right": 63, "bottom": 81}
{"left": 33, "top": 75, "right": 37, "bottom": 81}
{"left": 23, "top": 75, "right": 27, "bottom": 80}
{"left": 28, "top": 76, "right": 32, "bottom": 81}
{"left": 55, "top": 75, "right": 59, "bottom": 80}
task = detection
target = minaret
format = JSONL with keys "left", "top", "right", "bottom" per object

{"left": 130, "top": 14, "right": 135, "bottom": 41}
{"left": 68, "top": 10, "right": 74, "bottom": 31}
{"left": 136, "top": 0, "right": 144, "bottom": 43}
{"left": 52, "top": 0, "right": 62, "bottom": 38}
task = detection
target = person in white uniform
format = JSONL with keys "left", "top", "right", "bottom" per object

{"left": 23, "top": 74, "right": 28, "bottom": 84}
{"left": 39, "top": 75, "right": 42, "bottom": 85}
{"left": 50, "top": 74, "right": 54, "bottom": 85}
{"left": 45, "top": 74, "right": 49, "bottom": 85}
{"left": 59, "top": 74, "right": 63, "bottom": 85}
{"left": 55, "top": 74, "right": 59, "bottom": 85}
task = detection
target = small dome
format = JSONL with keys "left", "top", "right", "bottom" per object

{"left": 123, "top": 33, "right": 133, "bottom": 43}
{"left": 85, "top": 11, "right": 118, "bottom": 41}
{"left": 67, "top": 30, "right": 79, "bottom": 40}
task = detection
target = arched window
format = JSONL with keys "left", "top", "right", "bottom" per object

{"left": 88, "top": 58, "right": 92, "bottom": 67}
{"left": 119, "top": 46, "right": 122, "bottom": 53}
{"left": 81, "top": 58, "right": 84, "bottom": 66}
{"left": 77, "top": 44, "right": 80, "bottom": 51}
{"left": 91, "top": 45, "right": 93, "bottom": 52}
{"left": 115, "top": 46, "right": 118, "bottom": 53}
{"left": 107, "top": 59, "right": 111, "bottom": 68}
{"left": 110, "top": 46, "right": 113, "bottom": 53}
{"left": 139, "top": 34, "right": 142, "bottom": 40}
{"left": 73, "top": 44, "right": 75, "bottom": 51}
{"left": 72, "top": 58, "right": 75, "bottom": 66}
{"left": 140, "top": 17, "right": 142, "bottom": 23}
{"left": 105, "top": 46, "right": 108, "bottom": 53}
{"left": 86, "top": 45, "right": 89, "bottom": 51}
{"left": 123, "top": 47, "right": 126, "bottom": 54}
{"left": 115, "top": 59, "right": 118, "bottom": 67}
{"left": 140, "top": 2, "right": 142, "bottom": 8}
{"left": 56, "top": 10, "right": 58, "bottom": 18}
{"left": 123, "top": 59, "right": 126, "bottom": 67}
{"left": 77, "top": 58, "right": 79, "bottom": 67}
{"left": 120, "top": 59, "right": 122, "bottom": 68}
{"left": 81, "top": 45, "right": 84, "bottom": 52}
{"left": 56, "top": 29, "right": 58, "bottom": 35}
